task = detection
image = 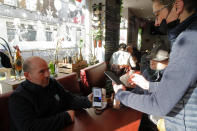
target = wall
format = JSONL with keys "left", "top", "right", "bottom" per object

{"left": 119, "top": 8, "right": 128, "bottom": 44}
{"left": 127, "top": 8, "right": 139, "bottom": 47}
{"left": 0, "top": 18, "right": 8, "bottom": 40}
{"left": 127, "top": 8, "right": 169, "bottom": 51}
{"left": 141, "top": 23, "right": 170, "bottom": 51}
{"left": 122, "top": 8, "right": 128, "bottom": 20}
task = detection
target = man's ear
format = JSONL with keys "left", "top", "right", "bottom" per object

{"left": 24, "top": 72, "right": 30, "bottom": 80}
{"left": 175, "top": 0, "right": 184, "bottom": 14}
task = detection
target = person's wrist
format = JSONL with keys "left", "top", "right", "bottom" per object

{"left": 144, "top": 81, "right": 150, "bottom": 90}
{"left": 87, "top": 93, "right": 93, "bottom": 102}
{"left": 113, "top": 84, "right": 123, "bottom": 93}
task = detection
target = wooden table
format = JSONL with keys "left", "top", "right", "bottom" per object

{"left": 61, "top": 107, "right": 142, "bottom": 131}
{"left": 58, "top": 61, "right": 88, "bottom": 76}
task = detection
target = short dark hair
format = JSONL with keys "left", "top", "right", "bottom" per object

{"left": 23, "top": 59, "right": 32, "bottom": 72}
{"left": 119, "top": 43, "right": 127, "bottom": 50}
{"left": 152, "top": 0, "right": 175, "bottom": 9}
{"left": 152, "top": 0, "right": 197, "bottom": 13}
{"left": 183, "top": 0, "right": 197, "bottom": 13}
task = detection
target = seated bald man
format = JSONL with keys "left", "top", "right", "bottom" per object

{"left": 9, "top": 56, "right": 91, "bottom": 131}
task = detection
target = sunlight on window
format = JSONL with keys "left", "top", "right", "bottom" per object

{"left": 137, "top": 28, "right": 142, "bottom": 51}
{"left": 26, "top": 0, "right": 37, "bottom": 11}
{"left": 4, "top": 0, "right": 17, "bottom": 6}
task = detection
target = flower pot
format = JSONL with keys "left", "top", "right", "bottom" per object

{"left": 98, "top": 39, "right": 102, "bottom": 47}
{"left": 94, "top": 39, "right": 97, "bottom": 48}
{"left": 79, "top": 48, "right": 83, "bottom": 61}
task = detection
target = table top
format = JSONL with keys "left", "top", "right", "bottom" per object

{"left": 1, "top": 78, "right": 25, "bottom": 86}
{"left": 61, "top": 107, "right": 142, "bottom": 131}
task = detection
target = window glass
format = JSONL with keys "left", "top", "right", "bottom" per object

{"left": 26, "top": 0, "right": 37, "bottom": 11}
{"left": 4, "top": 0, "right": 17, "bottom": 6}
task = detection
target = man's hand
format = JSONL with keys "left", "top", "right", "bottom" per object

{"left": 132, "top": 56, "right": 137, "bottom": 63}
{"left": 113, "top": 84, "right": 126, "bottom": 94}
{"left": 67, "top": 110, "right": 75, "bottom": 122}
{"left": 88, "top": 89, "right": 107, "bottom": 105}
{"left": 88, "top": 93, "right": 93, "bottom": 102}
{"left": 129, "top": 73, "right": 150, "bottom": 90}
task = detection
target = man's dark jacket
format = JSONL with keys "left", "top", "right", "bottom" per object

{"left": 9, "top": 78, "right": 91, "bottom": 131}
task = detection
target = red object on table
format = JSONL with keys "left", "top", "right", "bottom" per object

{"left": 61, "top": 107, "right": 142, "bottom": 131}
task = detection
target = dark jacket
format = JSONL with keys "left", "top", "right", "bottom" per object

{"left": 9, "top": 78, "right": 91, "bottom": 131}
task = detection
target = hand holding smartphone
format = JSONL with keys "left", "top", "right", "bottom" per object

{"left": 92, "top": 87, "right": 102, "bottom": 108}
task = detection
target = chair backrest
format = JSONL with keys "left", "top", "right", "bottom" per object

{"left": 80, "top": 62, "right": 107, "bottom": 95}
{"left": 56, "top": 72, "right": 80, "bottom": 94}
{"left": 0, "top": 91, "right": 13, "bottom": 131}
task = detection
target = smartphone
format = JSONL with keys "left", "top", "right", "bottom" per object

{"left": 92, "top": 87, "right": 102, "bottom": 108}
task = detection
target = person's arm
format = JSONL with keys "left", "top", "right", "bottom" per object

{"left": 55, "top": 80, "right": 92, "bottom": 110}
{"left": 109, "top": 52, "right": 116, "bottom": 66}
{"left": 141, "top": 69, "right": 159, "bottom": 93}
{"left": 130, "top": 73, "right": 159, "bottom": 93}
{"left": 129, "top": 56, "right": 136, "bottom": 68}
{"left": 115, "top": 32, "right": 197, "bottom": 116}
{"left": 67, "top": 94, "right": 92, "bottom": 110}
{"left": 148, "top": 82, "right": 159, "bottom": 92}
{"left": 9, "top": 94, "right": 72, "bottom": 131}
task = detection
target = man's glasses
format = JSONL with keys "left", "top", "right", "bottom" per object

{"left": 152, "top": 3, "right": 173, "bottom": 20}
{"left": 153, "top": 5, "right": 169, "bottom": 16}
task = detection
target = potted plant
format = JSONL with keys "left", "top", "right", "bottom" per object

{"left": 95, "top": 29, "right": 103, "bottom": 47}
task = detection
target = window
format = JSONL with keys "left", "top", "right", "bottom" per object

{"left": 4, "top": 0, "right": 17, "bottom": 6}
{"left": 26, "top": 0, "right": 37, "bottom": 11}
{"left": 6, "top": 22, "right": 37, "bottom": 42}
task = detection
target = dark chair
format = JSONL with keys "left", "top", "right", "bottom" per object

{"left": 56, "top": 72, "right": 81, "bottom": 94}
{"left": 0, "top": 91, "right": 13, "bottom": 131}
{"left": 80, "top": 62, "right": 107, "bottom": 95}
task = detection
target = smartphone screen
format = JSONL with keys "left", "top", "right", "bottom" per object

{"left": 92, "top": 87, "right": 102, "bottom": 108}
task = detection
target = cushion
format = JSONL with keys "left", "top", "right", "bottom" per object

{"left": 56, "top": 72, "right": 80, "bottom": 94}
{"left": 0, "top": 91, "right": 13, "bottom": 131}
{"left": 80, "top": 62, "right": 107, "bottom": 94}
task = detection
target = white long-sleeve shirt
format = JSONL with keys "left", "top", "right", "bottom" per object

{"left": 109, "top": 50, "right": 136, "bottom": 68}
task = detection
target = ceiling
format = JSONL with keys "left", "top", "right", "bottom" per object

{"left": 123, "top": 0, "right": 153, "bottom": 20}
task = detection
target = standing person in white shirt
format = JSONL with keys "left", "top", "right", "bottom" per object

{"left": 109, "top": 43, "right": 136, "bottom": 76}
